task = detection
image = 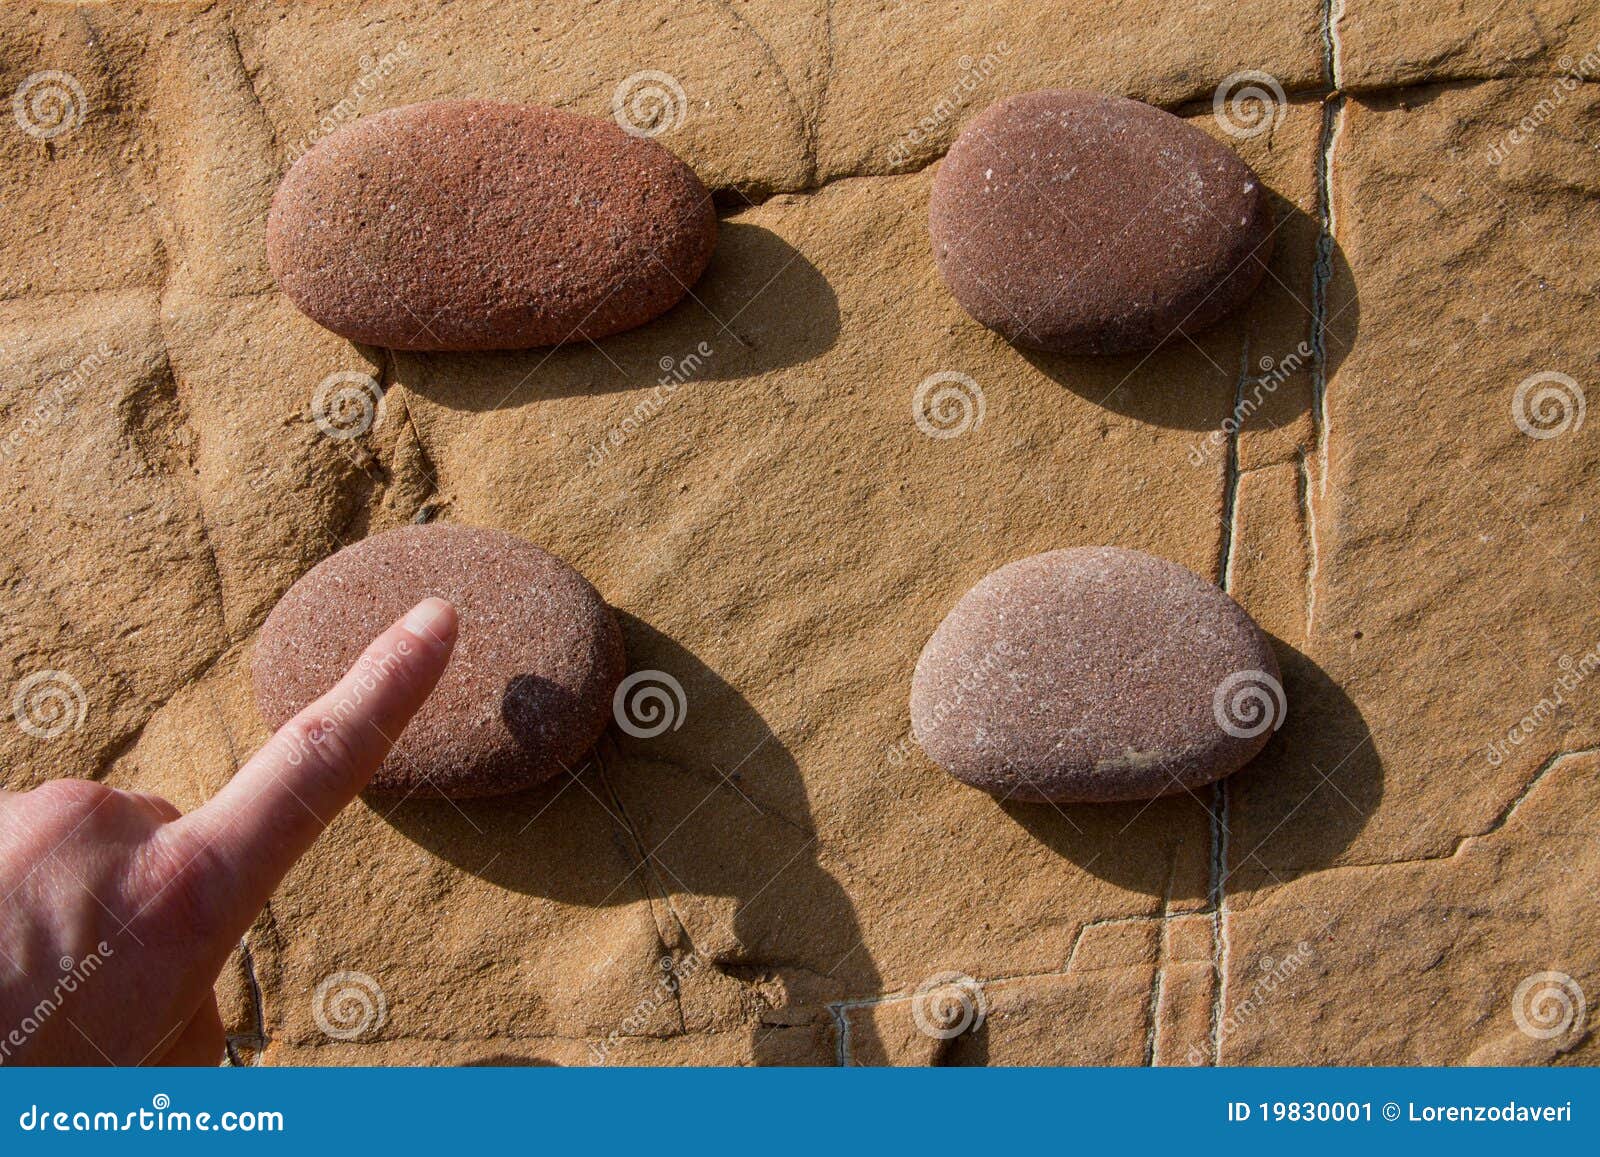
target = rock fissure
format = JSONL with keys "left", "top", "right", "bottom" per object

{"left": 828, "top": 913, "right": 1168, "bottom": 1063}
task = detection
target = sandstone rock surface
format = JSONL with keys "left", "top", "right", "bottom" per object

{"left": 3, "top": 0, "right": 1597, "bottom": 1069}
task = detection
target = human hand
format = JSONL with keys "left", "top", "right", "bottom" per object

{"left": 0, "top": 597, "right": 458, "bottom": 1066}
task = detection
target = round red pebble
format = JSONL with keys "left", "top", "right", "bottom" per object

{"left": 930, "top": 89, "right": 1274, "bottom": 354}
{"left": 252, "top": 524, "right": 625, "bottom": 797}
{"left": 911, "top": 547, "right": 1283, "bottom": 803}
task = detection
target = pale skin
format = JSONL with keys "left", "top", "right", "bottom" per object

{"left": 0, "top": 597, "right": 459, "bottom": 1065}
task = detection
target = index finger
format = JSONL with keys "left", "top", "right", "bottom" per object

{"left": 164, "top": 596, "right": 458, "bottom": 922}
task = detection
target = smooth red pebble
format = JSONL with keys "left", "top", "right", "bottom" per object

{"left": 929, "top": 89, "right": 1274, "bottom": 355}
{"left": 252, "top": 524, "right": 625, "bottom": 798}
{"left": 910, "top": 547, "right": 1283, "bottom": 803}
{"left": 266, "top": 100, "right": 717, "bottom": 351}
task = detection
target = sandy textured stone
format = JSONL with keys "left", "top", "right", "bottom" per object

{"left": 267, "top": 101, "right": 717, "bottom": 350}
{"left": 911, "top": 547, "right": 1282, "bottom": 803}
{"left": 156, "top": 291, "right": 393, "bottom": 638}
{"left": 843, "top": 965, "right": 1155, "bottom": 1066}
{"left": 1227, "top": 79, "right": 1600, "bottom": 886}
{"left": 0, "top": 294, "right": 224, "bottom": 787}
{"left": 6, "top": 1, "right": 1599, "bottom": 1069}
{"left": 1209, "top": 75, "right": 1600, "bottom": 1065}
{"left": 144, "top": 12, "right": 280, "bottom": 296}
{"left": 1222, "top": 751, "right": 1600, "bottom": 1064}
{"left": 0, "top": 10, "right": 164, "bottom": 298}
{"left": 228, "top": 0, "right": 811, "bottom": 198}
{"left": 254, "top": 524, "right": 625, "bottom": 796}
{"left": 816, "top": 0, "right": 1323, "bottom": 178}
{"left": 1340, "top": 0, "right": 1600, "bottom": 90}
{"left": 930, "top": 90, "right": 1275, "bottom": 354}
{"left": 261, "top": 1026, "right": 835, "bottom": 1067}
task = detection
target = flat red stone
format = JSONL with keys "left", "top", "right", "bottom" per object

{"left": 930, "top": 89, "right": 1274, "bottom": 355}
{"left": 253, "top": 524, "right": 625, "bottom": 797}
{"left": 911, "top": 547, "right": 1283, "bottom": 803}
{"left": 267, "top": 101, "right": 717, "bottom": 351}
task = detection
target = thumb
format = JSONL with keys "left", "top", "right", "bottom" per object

{"left": 163, "top": 596, "right": 458, "bottom": 927}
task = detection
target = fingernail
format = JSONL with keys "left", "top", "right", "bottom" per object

{"left": 401, "top": 596, "right": 457, "bottom": 643}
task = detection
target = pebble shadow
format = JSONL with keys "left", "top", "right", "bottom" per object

{"left": 1018, "top": 200, "right": 1359, "bottom": 432}
{"left": 389, "top": 221, "right": 840, "bottom": 410}
{"left": 378, "top": 609, "right": 879, "bottom": 1066}
{"left": 1000, "top": 634, "right": 1380, "bottom": 896}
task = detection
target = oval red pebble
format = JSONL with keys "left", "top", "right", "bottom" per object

{"left": 930, "top": 89, "right": 1274, "bottom": 355}
{"left": 911, "top": 547, "right": 1282, "bottom": 803}
{"left": 267, "top": 100, "right": 717, "bottom": 351}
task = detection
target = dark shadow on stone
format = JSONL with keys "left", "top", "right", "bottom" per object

{"left": 1016, "top": 200, "right": 1359, "bottom": 433}
{"left": 939, "top": 1018, "right": 991, "bottom": 1067}
{"left": 379, "top": 610, "right": 880, "bottom": 1067}
{"left": 500, "top": 673, "right": 585, "bottom": 755}
{"left": 1221, "top": 633, "right": 1383, "bottom": 889}
{"left": 390, "top": 222, "right": 839, "bottom": 411}
{"left": 1000, "top": 634, "right": 1380, "bottom": 896}
{"left": 996, "top": 790, "right": 1217, "bottom": 905}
